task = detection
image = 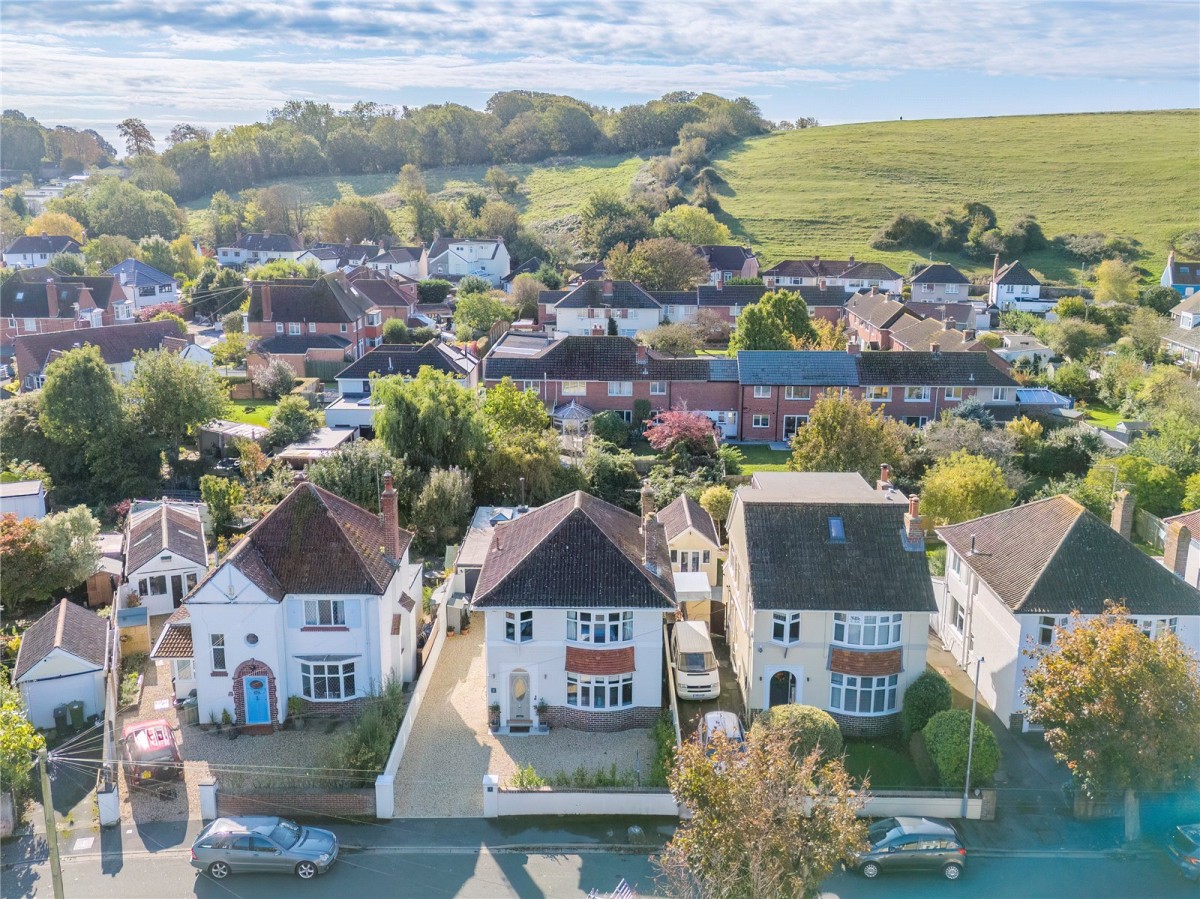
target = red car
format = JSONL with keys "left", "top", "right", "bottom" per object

{"left": 122, "top": 719, "right": 183, "bottom": 783}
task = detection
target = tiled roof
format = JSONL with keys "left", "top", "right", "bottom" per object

{"left": 697, "top": 284, "right": 767, "bottom": 306}
{"left": 14, "top": 599, "right": 109, "bottom": 680}
{"left": 253, "top": 334, "right": 351, "bottom": 354}
{"left": 484, "top": 334, "right": 709, "bottom": 382}
{"left": 334, "top": 342, "right": 476, "bottom": 383}
{"left": 646, "top": 290, "right": 697, "bottom": 306}
{"left": 1, "top": 267, "right": 120, "bottom": 319}
{"left": 501, "top": 256, "right": 542, "bottom": 283}
{"left": 569, "top": 262, "right": 606, "bottom": 281}
{"left": 427, "top": 237, "right": 504, "bottom": 260}
{"left": 228, "top": 232, "right": 303, "bottom": 252}
{"left": 371, "top": 246, "right": 424, "bottom": 265}
{"left": 1163, "top": 326, "right": 1200, "bottom": 352}
{"left": 855, "top": 351, "right": 1016, "bottom": 387}
{"left": 937, "top": 496, "right": 1200, "bottom": 615}
{"left": 1164, "top": 509, "right": 1200, "bottom": 533}
{"left": 696, "top": 245, "right": 755, "bottom": 271}
{"left": 735, "top": 491, "right": 935, "bottom": 613}
{"left": 473, "top": 491, "right": 675, "bottom": 609}
{"left": 843, "top": 261, "right": 903, "bottom": 281}
{"left": 906, "top": 302, "right": 976, "bottom": 325}
{"left": 845, "top": 291, "right": 916, "bottom": 330}
{"left": 345, "top": 278, "right": 415, "bottom": 308}
{"left": 248, "top": 272, "right": 375, "bottom": 323}
{"left": 889, "top": 317, "right": 979, "bottom": 352}
{"left": 994, "top": 260, "right": 1040, "bottom": 287}
{"left": 212, "top": 482, "right": 412, "bottom": 599}
{"left": 105, "top": 258, "right": 176, "bottom": 287}
{"left": 151, "top": 607, "right": 193, "bottom": 659}
{"left": 1165, "top": 256, "right": 1200, "bottom": 287}
{"left": 555, "top": 280, "right": 661, "bottom": 310}
{"left": 14, "top": 320, "right": 180, "bottom": 375}
{"left": 125, "top": 503, "right": 207, "bottom": 573}
{"left": 794, "top": 286, "right": 852, "bottom": 307}
{"left": 537, "top": 289, "right": 570, "bottom": 307}
{"left": 4, "top": 235, "right": 82, "bottom": 256}
{"left": 657, "top": 493, "right": 719, "bottom": 546}
{"left": 762, "top": 258, "right": 899, "bottom": 281}
{"left": 1169, "top": 293, "right": 1200, "bottom": 316}
{"left": 707, "top": 358, "right": 740, "bottom": 381}
{"left": 736, "top": 351, "right": 860, "bottom": 386}
{"left": 910, "top": 263, "right": 969, "bottom": 285}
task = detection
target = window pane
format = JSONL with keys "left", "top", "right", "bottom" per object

{"left": 788, "top": 617, "right": 800, "bottom": 642}
{"left": 567, "top": 677, "right": 578, "bottom": 706}
{"left": 622, "top": 680, "right": 633, "bottom": 706}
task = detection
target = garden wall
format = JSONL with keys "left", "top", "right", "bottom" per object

{"left": 484, "top": 778, "right": 681, "bottom": 818}
{"left": 216, "top": 788, "right": 375, "bottom": 819}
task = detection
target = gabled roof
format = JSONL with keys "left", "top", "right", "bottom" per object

{"left": 736, "top": 350, "right": 860, "bottom": 386}
{"left": 0, "top": 480, "right": 44, "bottom": 498}
{"left": 248, "top": 272, "right": 375, "bottom": 323}
{"left": 906, "top": 302, "right": 976, "bottom": 325}
{"left": 14, "top": 320, "right": 180, "bottom": 375}
{"left": 889, "top": 317, "right": 979, "bottom": 352}
{"left": 473, "top": 491, "right": 675, "bottom": 609}
{"left": 646, "top": 290, "right": 697, "bottom": 306}
{"left": 555, "top": 280, "right": 661, "bottom": 310}
{"left": 794, "top": 285, "right": 852, "bottom": 307}
{"left": 125, "top": 503, "right": 207, "bottom": 573}
{"left": 371, "top": 245, "right": 425, "bottom": 265}
{"left": 334, "top": 341, "right": 476, "bottom": 383}
{"left": 151, "top": 606, "right": 193, "bottom": 659}
{"left": 204, "top": 482, "right": 411, "bottom": 600}
{"left": 14, "top": 599, "right": 109, "bottom": 681}
{"left": 300, "top": 243, "right": 387, "bottom": 267}
{"left": 697, "top": 284, "right": 767, "bottom": 306}
{"left": 733, "top": 474, "right": 935, "bottom": 613}
{"left": 657, "top": 493, "right": 719, "bottom": 546}
{"left": 1165, "top": 256, "right": 1200, "bottom": 287}
{"left": 762, "top": 257, "right": 899, "bottom": 281}
{"left": 343, "top": 277, "right": 416, "bottom": 308}
{"left": 4, "top": 234, "right": 82, "bottom": 257}
{"left": 0, "top": 267, "right": 121, "bottom": 319}
{"left": 105, "top": 258, "right": 177, "bottom": 287}
{"left": 993, "top": 260, "right": 1041, "bottom": 287}
{"left": 696, "top": 245, "right": 755, "bottom": 271}
{"left": 845, "top": 291, "right": 917, "bottom": 330}
{"left": 1164, "top": 509, "right": 1200, "bottom": 534}
{"left": 569, "top": 261, "right": 606, "bottom": 281}
{"left": 226, "top": 232, "right": 303, "bottom": 253}
{"left": 910, "top": 263, "right": 969, "bottom": 285}
{"left": 855, "top": 351, "right": 1016, "bottom": 387}
{"left": 427, "top": 237, "right": 505, "bottom": 260}
{"left": 537, "top": 289, "right": 570, "bottom": 307}
{"left": 500, "top": 256, "right": 542, "bottom": 283}
{"left": 937, "top": 496, "right": 1200, "bottom": 615}
{"left": 484, "top": 334, "right": 709, "bottom": 382}
{"left": 1170, "top": 293, "right": 1200, "bottom": 316}
{"left": 842, "top": 261, "right": 903, "bottom": 281}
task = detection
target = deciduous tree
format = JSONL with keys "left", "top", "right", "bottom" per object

{"left": 374, "top": 367, "right": 486, "bottom": 473}
{"left": 1023, "top": 604, "right": 1200, "bottom": 841}
{"left": 1094, "top": 258, "right": 1139, "bottom": 304}
{"left": 482, "top": 377, "right": 550, "bottom": 434}
{"left": 38, "top": 345, "right": 122, "bottom": 450}
{"left": 267, "top": 395, "right": 320, "bottom": 448}
{"left": 652, "top": 204, "right": 734, "bottom": 245}
{"left": 306, "top": 440, "right": 410, "bottom": 515}
{"left": 252, "top": 357, "right": 296, "bottom": 400}
{"left": 0, "top": 669, "right": 45, "bottom": 804}
{"left": 454, "top": 290, "right": 514, "bottom": 337}
{"left": 699, "top": 484, "right": 732, "bottom": 542}
{"left": 128, "top": 348, "right": 230, "bottom": 464}
{"left": 604, "top": 237, "right": 708, "bottom": 291}
{"left": 1125, "top": 307, "right": 1170, "bottom": 362}
{"left": 644, "top": 410, "right": 718, "bottom": 456}
{"left": 26, "top": 211, "right": 85, "bottom": 243}
{"left": 117, "top": 118, "right": 155, "bottom": 156}
{"left": 411, "top": 467, "right": 473, "bottom": 549}
{"left": 789, "top": 390, "right": 908, "bottom": 483}
{"left": 200, "top": 474, "right": 245, "bottom": 532}
{"left": 639, "top": 322, "right": 699, "bottom": 355}
{"left": 920, "top": 450, "right": 1015, "bottom": 526}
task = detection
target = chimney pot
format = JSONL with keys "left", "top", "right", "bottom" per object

{"left": 963, "top": 328, "right": 977, "bottom": 341}
{"left": 943, "top": 318, "right": 953, "bottom": 331}
{"left": 41, "top": 230, "right": 48, "bottom": 238}
{"left": 908, "top": 494, "right": 919, "bottom": 518}
{"left": 1163, "top": 522, "right": 1191, "bottom": 578}
{"left": 877, "top": 462, "right": 891, "bottom": 492}
{"left": 930, "top": 342, "right": 941, "bottom": 355}
{"left": 1111, "top": 489, "right": 1134, "bottom": 540}
{"left": 903, "top": 494, "right": 924, "bottom": 548}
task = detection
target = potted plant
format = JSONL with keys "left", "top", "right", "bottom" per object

{"left": 536, "top": 698, "right": 548, "bottom": 718}
{"left": 287, "top": 695, "right": 306, "bottom": 730}
{"left": 488, "top": 703, "right": 501, "bottom": 730}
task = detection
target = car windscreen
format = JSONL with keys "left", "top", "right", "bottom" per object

{"left": 270, "top": 820, "right": 302, "bottom": 850}
{"left": 679, "top": 652, "right": 716, "bottom": 672}
{"left": 867, "top": 819, "right": 901, "bottom": 846}
{"left": 1173, "top": 830, "right": 1199, "bottom": 853}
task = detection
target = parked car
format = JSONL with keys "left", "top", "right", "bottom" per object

{"left": 1166, "top": 823, "right": 1200, "bottom": 881}
{"left": 856, "top": 816, "right": 967, "bottom": 881}
{"left": 671, "top": 621, "right": 720, "bottom": 701}
{"left": 190, "top": 816, "right": 339, "bottom": 880}
{"left": 698, "top": 710, "right": 745, "bottom": 755}
{"left": 121, "top": 719, "right": 182, "bottom": 783}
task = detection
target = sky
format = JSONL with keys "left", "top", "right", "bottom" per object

{"left": 1, "top": 0, "right": 1197, "bottom": 147}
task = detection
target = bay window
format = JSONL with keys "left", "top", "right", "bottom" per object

{"left": 772, "top": 611, "right": 800, "bottom": 645}
{"left": 505, "top": 609, "right": 533, "bottom": 643}
{"left": 567, "top": 610, "right": 633, "bottom": 644}
{"left": 304, "top": 598, "right": 346, "bottom": 627}
{"left": 830, "top": 673, "right": 898, "bottom": 715}
{"left": 300, "top": 660, "right": 356, "bottom": 701}
{"left": 566, "top": 672, "right": 634, "bottom": 709}
{"left": 833, "top": 612, "right": 902, "bottom": 647}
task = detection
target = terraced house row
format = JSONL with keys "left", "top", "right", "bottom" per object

{"left": 482, "top": 332, "right": 1023, "bottom": 442}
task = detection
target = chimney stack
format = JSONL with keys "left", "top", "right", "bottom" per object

{"left": 963, "top": 328, "right": 977, "bottom": 341}
{"left": 380, "top": 471, "right": 402, "bottom": 559}
{"left": 260, "top": 283, "right": 273, "bottom": 322}
{"left": 602, "top": 279, "right": 614, "bottom": 298}
{"left": 76, "top": 284, "right": 95, "bottom": 311}
{"left": 1163, "top": 522, "right": 1191, "bottom": 578}
{"left": 636, "top": 344, "right": 647, "bottom": 364}
{"left": 46, "top": 283, "right": 59, "bottom": 318}
{"left": 992, "top": 254, "right": 1001, "bottom": 283}
{"left": 930, "top": 342, "right": 941, "bottom": 356}
{"left": 904, "top": 494, "right": 924, "bottom": 544}
{"left": 641, "top": 482, "right": 655, "bottom": 519}
{"left": 1111, "top": 489, "right": 1134, "bottom": 540}
{"left": 877, "top": 463, "right": 891, "bottom": 492}
{"left": 715, "top": 273, "right": 724, "bottom": 291}
{"left": 848, "top": 254, "right": 855, "bottom": 265}
{"left": 943, "top": 318, "right": 954, "bottom": 331}
{"left": 846, "top": 338, "right": 861, "bottom": 355}
{"left": 41, "top": 230, "right": 48, "bottom": 239}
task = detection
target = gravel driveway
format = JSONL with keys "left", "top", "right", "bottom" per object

{"left": 392, "top": 614, "right": 656, "bottom": 818}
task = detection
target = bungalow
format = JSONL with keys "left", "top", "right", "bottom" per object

{"left": 14, "top": 599, "right": 110, "bottom": 729}
{"left": 1162, "top": 293, "right": 1200, "bottom": 367}
{"left": 909, "top": 263, "right": 970, "bottom": 302}
{"left": 121, "top": 501, "right": 209, "bottom": 617}
{"left": 105, "top": 258, "right": 180, "bottom": 310}
{"left": 472, "top": 489, "right": 676, "bottom": 732}
{"left": 1160, "top": 250, "right": 1200, "bottom": 297}
{"left": 2, "top": 233, "right": 84, "bottom": 269}
{"left": 987, "top": 331, "right": 1053, "bottom": 370}
{"left": 13, "top": 320, "right": 183, "bottom": 391}
{"left": 500, "top": 257, "right": 543, "bottom": 293}
{"left": 423, "top": 237, "right": 511, "bottom": 286}
{"left": 989, "top": 257, "right": 1049, "bottom": 312}
{"left": 151, "top": 476, "right": 422, "bottom": 724}
{"left": 724, "top": 471, "right": 935, "bottom": 734}
{"left": 217, "top": 232, "right": 304, "bottom": 268}
{"left": 935, "top": 494, "right": 1200, "bottom": 731}
{"left": 696, "top": 246, "right": 758, "bottom": 285}
{"left": 2, "top": 268, "right": 130, "bottom": 353}
{"left": 762, "top": 257, "right": 903, "bottom": 294}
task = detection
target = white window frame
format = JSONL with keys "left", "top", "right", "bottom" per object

{"left": 945, "top": 284, "right": 959, "bottom": 294}
{"left": 948, "top": 549, "right": 962, "bottom": 579}
{"left": 650, "top": 381, "right": 667, "bottom": 396}
{"left": 753, "top": 385, "right": 772, "bottom": 399}
{"left": 567, "top": 610, "right": 634, "bottom": 644}
{"left": 210, "top": 634, "right": 226, "bottom": 672}
{"left": 782, "top": 414, "right": 807, "bottom": 439}
{"left": 865, "top": 386, "right": 891, "bottom": 401}
{"left": 308, "top": 322, "right": 317, "bottom": 333}
{"left": 772, "top": 611, "right": 801, "bottom": 645}
{"left": 904, "top": 386, "right": 931, "bottom": 402}
{"left": 275, "top": 322, "right": 284, "bottom": 334}
{"left": 833, "top": 612, "right": 902, "bottom": 648}
{"left": 952, "top": 599, "right": 966, "bottom": 634}
{"left": 945, "top": 386, "right": 963, "bottom": 401}
{"left": 505, "top": 609, "right": 533, "bottom": 643}
{"left": 1133, "top": 616, "right": 1178, "bottom": 639}
{"left": 608, "top": 381, "right": 633, "bottom": 397}
{"left": 921, "top": 282, "right": 935, "bottom": 293}
{"left": 784, "top": 385, "right": 811, "bottom": 401}
{"left": 992, "top": 387, "right": 1010, "bottom": 402}
{"left": 561, "top": 381, "right": 586, "bottom": 396}
{"left": 566, "top": 672, "right": 634, "bottom": 709}
{"left": 1037, "top": 615, "right": 1060, "bottom": 646}
{"left": 300, "top": 660, "right": 357, "bottom": 701}
{"left": 752, "top": 414, "right": 770, "bottom": 429}
{"left": 830, "top": 673, "right": 898, "bottom": 716}
{"left": 304, "top": 598, "right": 346, "bottom": 627}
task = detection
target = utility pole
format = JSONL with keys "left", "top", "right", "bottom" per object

{"left": 962, "top": 655, "right": 985, "bottom": 819}
{"left": 38, "top": 748, "right": 65, "bottom": 899}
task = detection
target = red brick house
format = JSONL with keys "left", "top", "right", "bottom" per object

{"left": 844, "top": 290, "right": 921, "bottom": 350}
{"left": 13, "top": 320, "right": 183, "bottom": 391}
{"left": 1, "top": 268, "right": 130, "bottom": 358}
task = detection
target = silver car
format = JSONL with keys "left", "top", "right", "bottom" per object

{"left": 190, "top": 816, "right": 339, "bottom": 880}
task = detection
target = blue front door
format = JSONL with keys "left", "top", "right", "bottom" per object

{"left": 244, "top": 676, "right": 270, "bottom": 724}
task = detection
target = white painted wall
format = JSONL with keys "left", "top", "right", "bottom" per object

{"left": 553, "top": 306, "right": 662, "bottom": 338}
{"left": 17, "top": 649, "right": 106, "bottom": 728}
{"left": 0, "top": 486, "right": 46, "bottom": 520}
{"left": 124, "top": 551, "right": 208, "bottom": 617}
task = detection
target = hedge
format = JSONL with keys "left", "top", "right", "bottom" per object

{"left": 902, "top": 670, "right": 952, "bottom": 738}
{"left": 748, "top": 704, "right": 843, "bottom": 760}
{"left": 922, "top": 709, "right": 1000, "bottom": 789}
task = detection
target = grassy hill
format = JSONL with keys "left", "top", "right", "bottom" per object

{"left": 187, "top": 110, "right": 1198, "bottom": 283}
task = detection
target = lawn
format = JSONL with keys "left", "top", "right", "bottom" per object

{"left": 226, "top": 399, "right": 278, "bottom": 428}
{"left": 1083, "top": 403, "right": 1123, "bottom": 429}
{"left": 843, "top": 737, "right": 928, "bottom": 789}
{"left": 735, "top": 444, "right": 791, "bottom": 472}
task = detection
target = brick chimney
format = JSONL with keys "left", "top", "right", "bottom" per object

{"left": 1163, "top": 522, "right": 1191, "bottom": 578}
{"left": 641, "top": 482, "right": 655, "bottom": 518}
{"left": 380, "top": 471, "right": 401, "bottom": 560}
{"left": 992, "top": 254, "right": 1001, "bottom": 283}
{"left": 41, "top": 230, "right": 48, "bottom": 238}
{"left": 848, "top": 254, "right": 855, "bottom": 265}
{"left": 904, "top": 494, "right": 924, "bottom": 543}
{"left": 1111, "top": 489, "right": 1134, "bottom": 540}
{"left": 877, "top": 463, "right": 891, "bottom": 492}
{"left": 943, "top": 318, "right": 955, "bottom": 331}
{"left": 963, "top": 328, "right": 977, "bottom": 341}
{"left": 260, "top": 283, "right": 273, "bottom": 322}
{"left": 46, "top": 283, "right": 59, "bottom": 318}
{"left": 930, "top": 342, "right": 941, "bottom": 356}
{"left": 76, "top": 284, "right": 95, "bottom": 311}
{"left": 601, "top": 279, "right": 614, "bottom": 298}
{"left": 636, "top": 344, "right": 647, "bottom": 364}
{"left": 847, "top": 339, "right": 861, "bottom": 355}
{"left": 715, "top": 273, "right": 724, "bottom": 291}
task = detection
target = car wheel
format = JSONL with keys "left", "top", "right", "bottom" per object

{"left": 944, "top": 862, "right": 963, "bottom": 881}
{"left": 208, "top": 861, "right": 231, "bottom": 880}
{"left": 296, "top": 861, "right": 318, "bottom": 879}
{"left": 860, "top": 862, "right": 880, "bottom": 879}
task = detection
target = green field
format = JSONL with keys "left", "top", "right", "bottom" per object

{"left": 188, "top": 110, "right": 1199, "bottom": 283}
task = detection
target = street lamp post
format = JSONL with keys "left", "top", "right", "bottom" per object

{"left": 962, "top": 654, "right": 985, "bottom": 818}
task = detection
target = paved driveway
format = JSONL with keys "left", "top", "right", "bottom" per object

{"left": 392, "top": 614, "right": 657, "bottom": 817}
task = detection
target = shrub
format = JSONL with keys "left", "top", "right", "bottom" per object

{"left": 592, "top": 410, "right": 630, "bottom": 447}
{"left": 869, "top": 213, "right": 936, "bottom": 251}
{"left": 320, "top": 679, "right": 407, "bottom": 786}
{"left": 902, "top": 671, "right": 953, "bottom": 738}
{"left": 649, "top": 712, "right": 677, "bottom": 787}
{"left": 417, "top": 278, "right": 453, "bottom": 303}
{"left": 926, "top": 546, "right": 947, "bottom": 577}
{"left": 252, "top": 356, "right": 296, "bottom": 400}
{"left": 922, "top": 709, "right": 1000, "bottom": 788}
{"left": 510, "top": 764, "right": 547, "bottom": 789}
{"left": 748, "top": 704, "right": 843, "bottom": 760}
{"left": 220, "top": 310, "right": 244, "bottom": 334}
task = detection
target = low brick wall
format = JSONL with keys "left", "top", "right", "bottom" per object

{"left": 216, "top": 788, "right": 376, "bottom": 819}
{"left": 830, "top": 710, "right": 900, "bottom": 738}
{"left": 539, "top": 705, "right": 661, "bottom": 732}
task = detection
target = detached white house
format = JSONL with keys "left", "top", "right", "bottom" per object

{"left": 552, "top": 280, "right": 663, "bottom": 338}
{"left": 2, "top": 233, "right": 84, "bottom": 269}
{"left": 122, "top": 502, "right": 209, "bottom": 617}
{"left": 935, "top": 494, "right": 1200, "bottom": 731}
{"left": 217, "top": 232, "right": 304, "bottom": 268}
{"left": 989, "top": 258, "right": 1049, "bottom": 312}
{"left": 151, "top": 477, "right": 422, "bottom": 730}
{"left": 472, "top": 489, "right": 676, "bottom": 733}
{"left": 423, "top": 237, "right": 511, "bottom": 286}
{"left": 14, "top": 600, "right": 110, "bottom": 729}
{"left": 105, "top": 258, "right": 180, "bottom": 310}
